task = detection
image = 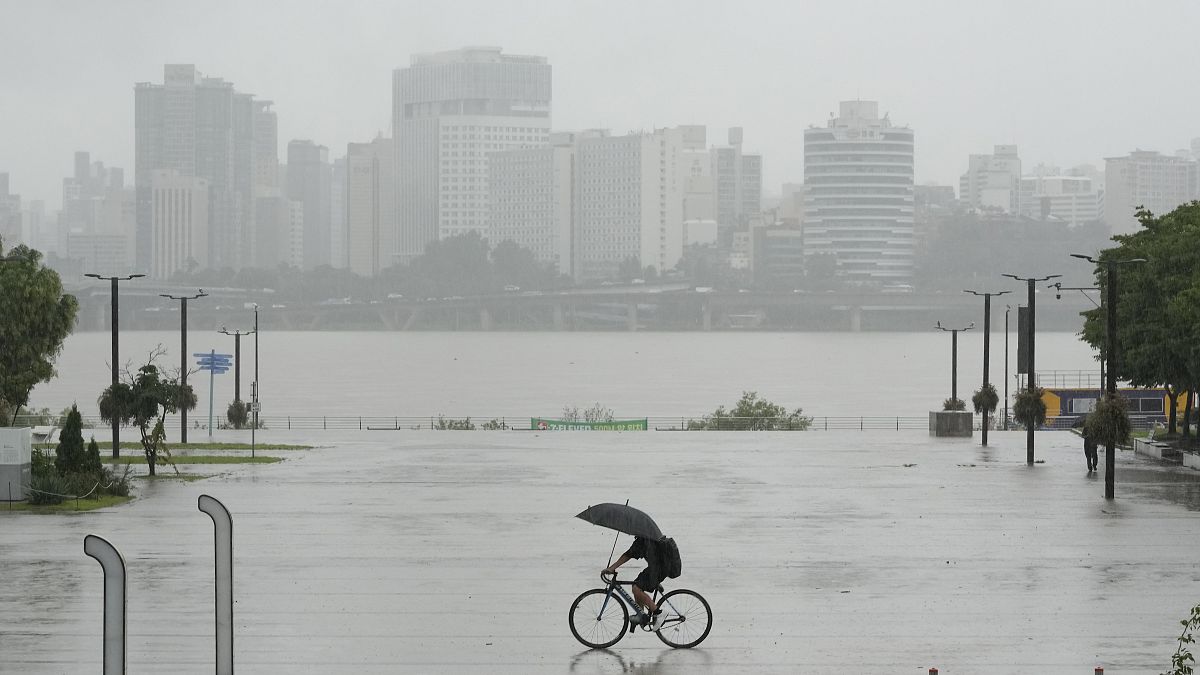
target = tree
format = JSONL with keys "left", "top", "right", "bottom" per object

{"left": 227, "top": 399, "right": 248, "bottom": 429}
{"left": 98, "top": 353, "right": 197, "bottom": 476}
{"left": 691, "top": 391, "right": 812, "bottom": 430}
{"left": 0, "top": 244, "right": 78, "bottom": 425}
{"left": 54, "top": 404, "right": 86, "bottom": 475}
{"left": 1080, "top": 202, "right": 1200, "bottom": 437}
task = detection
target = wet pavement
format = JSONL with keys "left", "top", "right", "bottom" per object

{"left": 2, "top": 430, "right": 1200, "bottom": 674}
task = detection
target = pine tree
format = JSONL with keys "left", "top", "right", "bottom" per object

{"left": 85, "top": 436, "right": 102, "bottom": 473}
{"left": 54, "top": 404, "right": 86, "bottom": 475}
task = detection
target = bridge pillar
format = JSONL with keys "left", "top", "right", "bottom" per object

{"left": 627, "top": 303, "right": 638, "bottom": 332}
{"left": 850, "top": 306, "right": 863, "bottom": 332}
{"left": 479, "top": 307, "right": 493, "bottom": 331}
{"left": 702, "top": 302, "right": 712, "bottom": 331}
{"left": 553, "top": 304, "right": 565, "bottom": 331}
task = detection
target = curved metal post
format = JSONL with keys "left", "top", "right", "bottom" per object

{"left": 198, "top": 494, "right": 234, "bottom": 674}
{"left": 84, "top": 534, "right": 126, "bottom": 675}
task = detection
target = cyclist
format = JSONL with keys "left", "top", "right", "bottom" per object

{"left": 604, "top": 536, "right": 667, "bottom": 630}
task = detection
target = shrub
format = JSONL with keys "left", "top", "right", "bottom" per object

{"left": 434, "top": 415, "right": 475, "bottom": 430}
{"left": 1085, "top": 395, "right": 1132, "bottom": 448}
{"left": 30, "top": 449, "right": 55, "bottom": 480}
{"left": 227, "top": 399, "right": 249, "bottom": 429}
{"left": 972, "top": 383, "right": 999, "bottom": 414}
{"left": 85, "top": 436, "right": 102, "bottom": 473}
{"left": 943, "top": 397, "right": 966, "bottom": 411}
{"left": 689, "top": 391, "right": 812, "bottom": 430}
{"left": 54, "top": 404, "right": 87, "bottom": 475}
{"left": 481, "top": 418, "right": 509, "bottom": 430}
{"left": 27, "top": 472, "right": 68, "bottom": 505}
{"left": 1013, "top": 387, "right": 1047, "bottom": 430}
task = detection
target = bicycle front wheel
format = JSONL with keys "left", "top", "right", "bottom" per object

{"left": 655, "top": 589, "right": 712, "bottom": 648}
{"left": 569, "top": 588, "right": 630, "bottom": 649}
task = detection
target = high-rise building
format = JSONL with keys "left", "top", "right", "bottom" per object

{"left": 1018, "top": 174, "right": 1103, "bottom": 226}
{"left": 488, "top": 132, "right": 576, "bottom": 276}
{"left": 0, "top": 173, "right": 21, "bottom": 247}
{"left": 711, "top": 128, "right": 762, "bottom": 234}
{"left": 345, "top": 137, "right": 395, "bottom": 277}
{"left": 803, "top": 100, "right": 914, "bottom": 282}
{"left": 330, "top": 156, "right": 347, "bottom": 269}
{"left": 960, "top": 145, "right": 1022, "bottom": 213}
{"left": 149, "top": 169, "right": 209, "bottom": 279}
{"left": 135, "top": 65, "right": 266, "bottom": 272}
{"left": 1104, "top": 150, "right": 1199, "bottom": 235}
{"left": 393, "top": 46, "right": 552, "bottom": 258}
{"left": 286, "top": 140, "right": 332, "bottom": 269}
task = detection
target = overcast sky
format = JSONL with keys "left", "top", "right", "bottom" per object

{"left": 3, "top": 0, "right": 1199, "bottom": 208}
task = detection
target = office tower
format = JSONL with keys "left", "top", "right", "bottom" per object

{"left": 711, "top": 127, "right": 763, "bottom": 234}
{"left": 1104, "top": 150, "right": 1198, "bottom": 235}
{"left": 0, "top": 173, "right": 20, "bottom": 246}
{"left": 330, "top": 156, "right": 347, "bottom": 268}
{"left": 286, "top": 140, "right": 332, "bottom": 269}
{"left": 135, "top": 65, "right": 265, "bottom": 273}
{"left": 149, "top": 169, "right": 209, "bottom": 279}
{"left": 345, "top": 137, "right": 395, "bottom": 277}
{"left": 959, "top": 145, "right": 1022, "bottom": 213}
{"left": 488, "top": 132, "right": 576, "bottom": 276}
{"left": 803, "top": 100, "right": 914, "bottom": 282}
{"left": 393, "top": 46, "right": 552, "bottom": 259}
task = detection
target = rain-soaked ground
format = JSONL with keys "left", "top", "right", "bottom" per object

{"left": 2, "top": 430, "right": 1200, "bottom": 674}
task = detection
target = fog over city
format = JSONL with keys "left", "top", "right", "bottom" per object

{"left": 4, "top": 0, "right": 1200, "bottom": 207}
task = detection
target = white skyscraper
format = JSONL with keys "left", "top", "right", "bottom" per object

{"left": 960, "top": 145, "right": 1022, "bottom": 213}
{"left": 345, "top": 137, "right": 395, "bottom": 277}
{"left": 803, "top": 101, "right": 914, "bottom": 282}
{"left": 149, "top": 169, "right": 209, "bottom": 279}
{"left": 393, "top": 46, "right": 552, "bottom": 258}
{"left": 1104, "top": 150, "right": 1199, "bottom": 235}
{"left": 488, "top": 132, "right": 576, "bottom": 275}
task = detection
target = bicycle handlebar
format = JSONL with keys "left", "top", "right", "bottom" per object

{"left": 600, "top": 570, "right": 617, "bottom": 583}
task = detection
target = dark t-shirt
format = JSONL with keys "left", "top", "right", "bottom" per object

{"left": 625, "top": 536, "right": 662, "bottom": 581}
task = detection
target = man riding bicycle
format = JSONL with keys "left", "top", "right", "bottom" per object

{"left": 604, "top": 536, "right": 667, "bottom": 630}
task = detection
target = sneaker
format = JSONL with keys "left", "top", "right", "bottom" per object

{"left": 632, "top": 612, "right": 650, "bottom": 626}
{"left": 650, "top": 609, "right": 665, "bottom": 631}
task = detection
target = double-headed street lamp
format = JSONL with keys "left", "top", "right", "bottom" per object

{"left": 1070, "top": 253, "right": 1147, "bottom": 500}
{"left": 1048, "top": 282, "right": 1103, "bottom": 388}
{"left": 85, "top": 272, "right": 145, "bottom": 458}
{"left": 964, "top": 290, "right": 1010, "bottom": 446}
{"left": 1001, "top": 273, "right": 1061, "bottom": 465}
{"left": 218, "top": 326, "right": 255, "bottom": 406}
{"left": 160, "top": 290, "right": 207, "bottom": 443}
{"left": 935, "top": 321, "right": 974, "bottom": 405}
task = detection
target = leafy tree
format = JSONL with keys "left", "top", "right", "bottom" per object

{"left": 85, "top": 436, "right": 101, "bottom": 474}
{"left": 1080, "top": 203, "right": 1200, "bottom": 438}
{"left": 98, "top": 355, "right": 197, "bottom": 476}
{"left": 0, "top": 244, "right": 78, "bottom": 425}
{"left": 54, "top": 404, "right": 86, "bottom": 475}
{"left": 227, "top": 400, "right": 248, "bottom": 429}
{"left": 690, "top": 391, "right": 812, "bottom": 430}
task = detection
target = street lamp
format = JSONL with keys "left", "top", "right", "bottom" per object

{"left": 1048, "top": 282, "right": 1103, "bottom": 390}
{"left": 218, "top": 326, "right": 255, "bottom": 409}
{"left": 935, "top": 321, "right": 974, "bottom": 404}
{"left": 85, "top": 272, "right": 145, "bottom": 458}
{"left": 252, "top": 303, "right": 259, "bottom": 457}
{"left": 1070, "top": 253, "right": 1147, "bottom": 499}
{"left": 964, "top": 290, "right": 1010, "bottom": 446}
{"left": 160, "top": 290, "right": 207, "bottom": 443}
{"left": 1004, "top": 305, "right": 1012, "bottom": 431}
{"left": 1002, "top": 273, "right": 1061, "bottom": 465}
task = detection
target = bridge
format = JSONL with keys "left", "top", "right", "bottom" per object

{"left": 67, "top": 280, "right": 1094, "bottom": 332}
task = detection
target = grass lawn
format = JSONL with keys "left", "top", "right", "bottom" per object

{"left": 108, "top": 455, "right": 282, "bottom": 465}
{"left": 34, "top": 441, "right": 311, "bottom": 451}
{"left": 1, "top": 494, "right": 133, "bottom": 513}
{"left": 135, "top": 473, "right": 208, "bottom": 482}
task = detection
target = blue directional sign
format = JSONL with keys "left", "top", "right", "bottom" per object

{"left": 195, "top": 352, "right": 232, "bottom": 375}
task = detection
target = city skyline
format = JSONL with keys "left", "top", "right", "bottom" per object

{"left": 4, "top": 0, "right": 1200, "bottom": 208}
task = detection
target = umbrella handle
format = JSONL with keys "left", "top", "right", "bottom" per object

{"left": 605, "top": 499, "right": 629, "bottom": 568}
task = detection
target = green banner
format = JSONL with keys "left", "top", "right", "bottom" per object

{"left": 531, "top": 418, "right": 648, "bottom": 431}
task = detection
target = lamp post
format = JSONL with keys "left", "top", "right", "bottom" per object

{"left": 85, "top": 272, "right": 145, "bottom": 458}
{"left": 964, "top": 290, "right": 1010, "bottom": 446}
{"left": 1048, "top": 282, "right": 1103, "bottom": 389}
{"left": 218, "top": 326, "right": 255, "bottom": 409}
{"left": 1004, "top": 305, "right": 1012, "bottom": 431}
{"left": 1002, "top": 273, "right": 1061, "bottom": 465}
{"left": 935, "top": 321, "right": 974, "bottom": 404}
{"left": 1070, "top": 254, "right": 1147, "bottom": 499}
{"left": 160, "top": 290, "right": 207, "bottom": 443}
{"left": 252, "top": 303, "right": 259, "bottom": 457}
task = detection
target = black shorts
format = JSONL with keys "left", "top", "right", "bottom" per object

{"left": 633, "top": 568, "right": 665, "bottom": 593}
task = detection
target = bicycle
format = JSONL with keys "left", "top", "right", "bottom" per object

{"left": 568, "top": 570, "right": 712, "bottom": 649}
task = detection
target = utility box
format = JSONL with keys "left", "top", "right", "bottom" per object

{"left": 0, "top": 428, "right": 33, "bottom": 501}
{"left": 929, "top": 411, "right": 973, "bottom": 438}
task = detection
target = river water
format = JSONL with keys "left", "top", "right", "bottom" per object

{"left": 29, "top": 330, "right": 1098, "bottom": 419}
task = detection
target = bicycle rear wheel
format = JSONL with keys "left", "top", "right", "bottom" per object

{"left": 569, "top": 588, "right": 630, "bottom": 649}
{"left": 654, "top": 589, "right": 712, "bottom": 648}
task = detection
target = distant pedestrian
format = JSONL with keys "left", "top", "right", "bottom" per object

{"left": 1083, "top": 431, "right": 1098, "bottom": 473}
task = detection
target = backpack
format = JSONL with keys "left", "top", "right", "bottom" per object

{"left": 659, "top": 536, "right": 682, "bottom": 579}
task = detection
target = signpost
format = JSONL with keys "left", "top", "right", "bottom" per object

{"left": 195, "top": 351, "right": 232, "bottom": 440}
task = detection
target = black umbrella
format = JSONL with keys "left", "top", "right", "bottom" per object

{"left": 576, "top": 503, "right": 663, "bottom": 540}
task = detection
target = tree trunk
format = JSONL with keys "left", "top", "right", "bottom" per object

{"left": 1184, "top": 390, "right": 1194, "bottom": 441}
{"left": 1167, "top": 386, "right": 1179, "bottom": 434}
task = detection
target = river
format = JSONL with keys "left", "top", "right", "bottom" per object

{"left": 26, "top": 330, "right": 1099, "bottom": 419}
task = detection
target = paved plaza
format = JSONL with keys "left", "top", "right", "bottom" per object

{"left": 3, "top": 429, "right": 1200, "bottom": 673}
